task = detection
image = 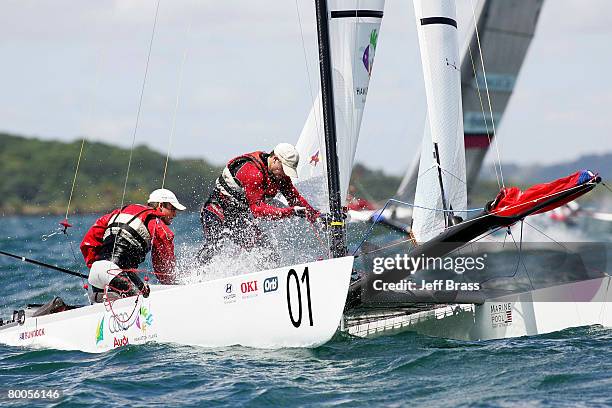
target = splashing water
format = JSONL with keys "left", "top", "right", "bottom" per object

{"left": 173, "top": 216, "right": 329, "bottom": 284}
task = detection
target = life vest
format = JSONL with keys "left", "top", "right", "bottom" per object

{"left": 214, "top": 151, "right": 270, "bottom": 208}
{"left": 96, "top": 204, "right": 162, "bottom": 269}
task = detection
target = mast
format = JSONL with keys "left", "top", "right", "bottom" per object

{"left": 314, "top": 0, "right": 346, "bottom": 258}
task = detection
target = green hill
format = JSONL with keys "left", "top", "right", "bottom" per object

{"left": 3, "top": 132, "right": 604, "bottom": 215}
{"left": 0, "top": 132, "right": 405, "bottom": 215}
{"left": 0, "top": 133, "right": 220, "bottom": 214}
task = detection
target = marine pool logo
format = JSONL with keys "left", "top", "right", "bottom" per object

{"left": 362, "top": 29, "right": 378, "bottom": 76}
{"left": 490, "top": 303, "right": 513, "bottom": 328}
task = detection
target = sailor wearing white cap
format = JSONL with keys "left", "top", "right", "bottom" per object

{"left": 80, "top": 188, "right": 186, "bottom": 302}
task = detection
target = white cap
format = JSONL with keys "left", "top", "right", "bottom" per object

{"left": 147, "top": 188, "right": 186, "bottom": 211}
{"left": 274, "top": 143, "right": 300, "bottom": 178}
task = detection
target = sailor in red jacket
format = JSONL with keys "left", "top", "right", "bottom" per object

{"left": 199, "top": 143, "right": 320, "bottom": 265}
{"left": 80, "top": 189, "right": 186, "bottom": 302}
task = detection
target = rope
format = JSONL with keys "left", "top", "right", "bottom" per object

{"left": 62, "top": 7, "right": 118, "bottom": 223}
{"left": 104, "top": 268, "right": 150, "bottom": 324}
{"left": 469, "top": 0, "right": 505, "bottom": 188}
{"left": 522, "top": 219, "right": 570, "bottom": 252}
{"left": 162, "top": 15, "right": 192, "bottom": 188}
{"left": 64, "top": 140, "right": 86, "bottom": 221}
{"left": 601, "top": 181, "right": 612, "bottom": 194}
{"left": 387, "top": 198, "right": 484, "bottom": 213}
{"left": 112, "top": 0, "right": 160, "bottom": 259}
{"left": 293, "top": 0, "right": 326, "bottom": 176}
{"left": 356, "top": 237, "right": 414, "bottom": 256}
{"left": 466, "top": 43, "right": 500, "bottom": 190}
{"left": 294, "top": 0, "right": 331, "bottom": 257}
{"left": 352, "top": 197, "right": 486, "bottom": 255}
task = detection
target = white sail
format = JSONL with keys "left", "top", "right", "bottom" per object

{"left": 411, "top": 0, "right": 467, "bottom": 243}
{"left": 296, "top": 0, "right": 385, "bottom": 212}
{"left": 396, "top": 0, "right": 544, "bottom": 212}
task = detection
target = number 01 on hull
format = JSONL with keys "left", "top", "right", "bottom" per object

{"left": 0, "top": 256, "right": 355, "bottom": 352}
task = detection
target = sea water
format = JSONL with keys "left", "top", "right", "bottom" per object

{"left": 0, "top": 213, "right": 610, "bottom": 407}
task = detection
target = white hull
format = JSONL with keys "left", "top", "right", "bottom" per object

{"left": 0, "top": 256, "right": 354, "bottom": 353}
{"left": 344, "top": 276, "right": 612, "bottom": 340}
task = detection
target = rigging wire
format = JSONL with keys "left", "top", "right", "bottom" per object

{"left": 162, "top": 15, "right": 192, "bottom": 188}
{"left": 469, "top": 0, "right": 505, "bottom": 188}
{"left": 353, "top": 177, "right": 599, "bottom": 256}
{"left": 64, "top": 140, "right": 87, "bottom": 222}
{"left": 294, "top": 0, "right": 330, "bottom": 258}
{"left": 601, "top": 181, "right": 612, "bottom": 194}
{"left": 522, "top": 219, "right": 570, "bottom": 252}
{"left": 118, "top": 0, "right": 160, "bottom": 207}
{"left": 112, "top": 0, "right": 161, "bottom": 260}
{"left": 58, "top": 7, "right": 119, "bottom": 230}
{"left": 352, "top": 197, "right": 485, "bottom": 255}
{"left": 294, "top": 0, "right": 325, "bottom": 169}
{"left": 466, "top": 43, "right": 500, "bottom": 190}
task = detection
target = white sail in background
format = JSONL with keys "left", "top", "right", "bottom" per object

{"left": 296, "top": 0, "right": 385, "bottom": 212}
{"left": 411, "top": 0, "right": 467, "bottom": 243}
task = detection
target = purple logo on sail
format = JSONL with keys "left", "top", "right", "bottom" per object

{"left": 362, "top": 29, "right": 378, "bottom": 76}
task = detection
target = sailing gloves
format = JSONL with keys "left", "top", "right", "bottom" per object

{"left": 293, "top": 206, "right": 307, "bottom": 217}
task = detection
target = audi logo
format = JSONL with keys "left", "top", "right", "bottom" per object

{"left": 108, "top": 312, "right": 135, "bottom": 334}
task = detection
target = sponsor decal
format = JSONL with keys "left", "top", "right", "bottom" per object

{"left": 240, "top": 280, "right": 258, "bottom": 299}
{"left": 309, "top": 150, "right": 320, "bottom": 167}
{"left": 108, "top": 312, "right": 134, "bottom": 334}
{"left": 133, "top": 333, "right": 158, "bottom": 343}
{"left": 362, "top": 29, "right": 378, "bottom": 76}
{"left": 136, "top": 306, "right": 153, "bottom": 333}
{"left": 95, "top": 317, "right": 104, "bottom": 344}
{"left": 263, "top": 276, "right": 278, "bottom": 293}
{"left": 19, "top": 328, "right": 45, "bottom": 340}
{"left": 113, "top": 335, "right": 129, "bottom": 348}
{"left": 95, "top": 311, "right": 139, "bottom": 344}
{"left": 490, "top": 303, "right": 513, "bottom": 328}
{"left": 223, "top": 282, "right": 237, "bottom": 304}
{"left": 241, "top": 280, "right": 258, "bottom": 293}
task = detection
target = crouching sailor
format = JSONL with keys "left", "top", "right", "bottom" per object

{"left": 80, "top": 189, "right": 186, "bottom": 302}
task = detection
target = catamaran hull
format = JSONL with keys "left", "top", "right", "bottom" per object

{"left": 0, "top": 256, "right": 354, "bottom": 353}
{"left": 344, "top": 275, "right": 611, "bottom": 340}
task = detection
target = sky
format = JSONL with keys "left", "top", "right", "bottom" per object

{"left": 0, "top": 0, "right": 611, "bottom": 175}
